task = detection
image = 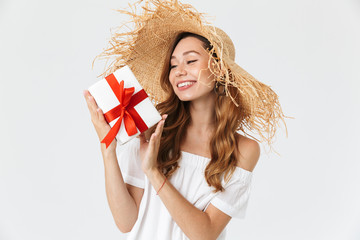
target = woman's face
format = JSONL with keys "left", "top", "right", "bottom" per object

{"left": 169, "top": 36, "right": 215, "bottom": 102}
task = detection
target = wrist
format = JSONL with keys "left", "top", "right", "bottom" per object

{"left": 144, "top": 166, "right": 160, "bottom": 177}
{"left": 101, "top": 145, "right": 117, "bottom": 159}
{"left": 145, "top": 167, "right": 167, "bottom": 195}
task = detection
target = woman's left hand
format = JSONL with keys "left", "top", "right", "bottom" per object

{"left": 139, "top": 114, "right": 167, "bottom": 174}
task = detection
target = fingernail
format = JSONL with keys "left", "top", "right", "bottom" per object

{"left": 88, "top": 96, "right": 91, "bottom": 100}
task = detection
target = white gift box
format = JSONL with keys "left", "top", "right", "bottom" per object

{"left": 88, "top": 65, "right": 162, "bottom": 145}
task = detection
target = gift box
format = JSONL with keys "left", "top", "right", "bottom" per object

{"left": 88, "top": 65, "right": 162, "bottom": 146}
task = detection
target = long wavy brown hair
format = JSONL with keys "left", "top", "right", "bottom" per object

{"left": 148, "top": 32, "right": 245, "bottom": 193}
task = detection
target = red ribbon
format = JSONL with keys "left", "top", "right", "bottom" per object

{"left": 101, "top": 73, "right": 149, "bottom": 148}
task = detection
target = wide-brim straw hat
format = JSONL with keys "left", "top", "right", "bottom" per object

{"left": 94, "top": 0, "right": 290, "bottom": 152}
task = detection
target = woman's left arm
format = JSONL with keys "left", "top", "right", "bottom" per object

{"left": 146, "top": 168, "right": 231, "bottom": 240}
{"left": 139, "top": 116, "right": 260, "bottom": 240}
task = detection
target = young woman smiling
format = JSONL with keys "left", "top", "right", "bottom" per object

{"left": 84, "top": 1, "right": 289, "bottom": 239}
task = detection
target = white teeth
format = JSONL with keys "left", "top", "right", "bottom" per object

{"left": 177, "top": 81, "right": 195, "bottom": 88}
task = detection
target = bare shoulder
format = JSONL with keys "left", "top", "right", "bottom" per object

{"left": 235, "top": 133, "right": 261, "bottom": 172}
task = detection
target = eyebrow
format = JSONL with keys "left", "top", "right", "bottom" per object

{"left": 171, "top": 50, "right": 201, "bottom": 59}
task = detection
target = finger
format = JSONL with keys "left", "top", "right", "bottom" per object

{"left": 154, "top": 119, "right": 165, "bottom": 138}
{"left": 84, "top": 90, "right": 99, "bottom": 113}
{"left": 138, "top": 132, "right": 148, "bottom": 144}
{"left": 83, "top": 89, "right": 91, "bottom": 99}
{"left": 159, "top": 119, "right": 165, "bottom": 136}
{"left": 84, "top": 94, "right": 95, "bottom": 113}
{"left": 96, "top": 107, "right": 106, "bottom": 122}
{"left": 83, "top": 90, "right": 94, "bottom": 108}
{"left": 88, "top": 96, "right": 98, "bottom": 112}
{"left": 84, "top": 94, "right": 108, "bottom": 130}
{"left": 84, "top": 97, "right": 96, "bottom": 119}
{"left": 148, "top": 132, "right": 157, "bottom": 151}
{"left": 152, "top": 120, "right": 164, "bottom": 149}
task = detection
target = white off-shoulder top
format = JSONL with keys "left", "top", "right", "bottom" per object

{"left": 117, "top": 138, "right": 253, "bottom": 240}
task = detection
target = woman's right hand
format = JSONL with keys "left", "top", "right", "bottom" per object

{"left": 83, "top": 90, "right": 117, "bottom": 153}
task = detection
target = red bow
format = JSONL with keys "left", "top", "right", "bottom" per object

{"left": 101, "top": 73, "right": 149, "bottom": 148}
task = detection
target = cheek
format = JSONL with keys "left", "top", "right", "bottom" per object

{"left": 196, "top": 61, "right": 212, "bottom": 78}
{"left": 168, "top": 72, "right": 176, "bottom": 88}
{"left": 198, "top": 68, "right": 214, "bottom": 83}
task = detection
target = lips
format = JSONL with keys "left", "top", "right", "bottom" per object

{"left": 176, "top": 80, "right": 196, "bottom": 89}
{"left": 176, "top": 80, "right": 196, "bottom": 88}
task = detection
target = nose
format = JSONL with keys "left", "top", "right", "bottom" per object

{"left": 175, "top": 63, "right": 187, "bottom": 77}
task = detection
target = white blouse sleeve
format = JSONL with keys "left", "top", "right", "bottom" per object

{"left": 117, "top": 138, "right": 145, "bottom": 189}
{"left": 209, "top": 168, "right": 253, "bottom": 219}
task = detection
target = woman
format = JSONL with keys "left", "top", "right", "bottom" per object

{"left": 84, "top": 1, "right": 288, "bottom": 239}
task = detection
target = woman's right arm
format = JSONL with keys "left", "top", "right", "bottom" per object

{"left": 84, "top": 90, "right": 144, "bottom": 233}
{"left": 102, "top": 150, "right": 144, "bottom": 232}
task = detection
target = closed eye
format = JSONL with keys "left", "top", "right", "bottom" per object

{"left": 187, "top": 60, "right": 198, "bottom": 64}
{"left": 170, "top": 59, "right": 197, "bottom": 69}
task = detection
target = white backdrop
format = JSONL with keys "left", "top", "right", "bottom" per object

{"left": 0, "top": 0, "right": 359, "bottom": 239}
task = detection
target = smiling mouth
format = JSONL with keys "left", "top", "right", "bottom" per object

{"left": 177, "top": 81, "right": 196, "bottom": 88}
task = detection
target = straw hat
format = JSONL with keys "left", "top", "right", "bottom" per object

{"left": 94, "top": 0, "right": 290, "bottom": 151}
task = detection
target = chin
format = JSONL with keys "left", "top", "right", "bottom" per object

{"left": 177, "top": 95, "right": 193, "bottom": 102}
{"left": 175, "top": 91, "right": 214, "bottom": 102}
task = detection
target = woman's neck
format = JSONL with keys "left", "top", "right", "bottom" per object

{"left": 188, "top": 94, "right": 216, "bottom": 133}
